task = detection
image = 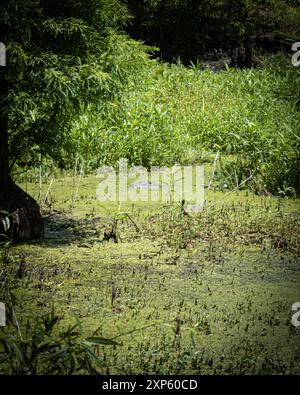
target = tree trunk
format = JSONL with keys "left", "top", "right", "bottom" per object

{"left": 0, "top": 181, "right": 44, "bottom": 243}
{"left": 0, "top": 74, "right": 44, "bottom": 243}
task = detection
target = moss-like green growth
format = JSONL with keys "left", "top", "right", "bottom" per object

{"left": 1, "top": 175, "right": 299, "bottom": 374}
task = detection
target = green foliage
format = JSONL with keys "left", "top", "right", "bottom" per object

{"left": 2, "top": 184, "right": 300, "bottom": 374}
{"left": 2, "top": 0, "right": 299, "bottom": 197}
{"left": 68, "top": 53, "right": 300, "bottom": 195}
{"left": 0, "top": 307, "right": 118, "bottom": 374}
{"left": 1, "top": 0, "right": 152, "bottom": 166}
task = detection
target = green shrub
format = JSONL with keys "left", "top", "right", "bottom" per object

{"left": 68, "top": 54, "right": 300, "bottom": 195}
{"left": 0, "top": 307, "right": 118, "bottom": 375}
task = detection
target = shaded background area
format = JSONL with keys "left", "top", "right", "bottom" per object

{"left": 125, "top": 0, "right": 300, "bottom": 65}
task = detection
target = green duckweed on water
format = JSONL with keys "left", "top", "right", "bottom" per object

{"left": 1, "top": 174, "right": 299, "bottom": 374}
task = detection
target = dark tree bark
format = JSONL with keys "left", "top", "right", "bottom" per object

{"left": 0, "top": 72, "right": 44, "bottom": 243}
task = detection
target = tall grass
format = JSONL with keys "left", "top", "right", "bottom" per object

{"left": 65, "top": 53, "right": 300, "bottom": 195}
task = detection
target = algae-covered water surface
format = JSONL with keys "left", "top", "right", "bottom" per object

{"left": 1, "top": 174, "right": 300, "bottom": 374}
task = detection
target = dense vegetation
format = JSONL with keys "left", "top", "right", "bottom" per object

{"left": 0, "top": 0, "right": 299, "bottom": 376}
{"left": 0, "top": 0, "right": 146, "bottom": 241}
{"left": 1, "top": 0, "right": 300, "bottom": 207}
{"left": 67, "top": 54, "right": 300, "bottom": 196}
{"left": 1, "top": 180, "right": 299, "bottom": 374}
